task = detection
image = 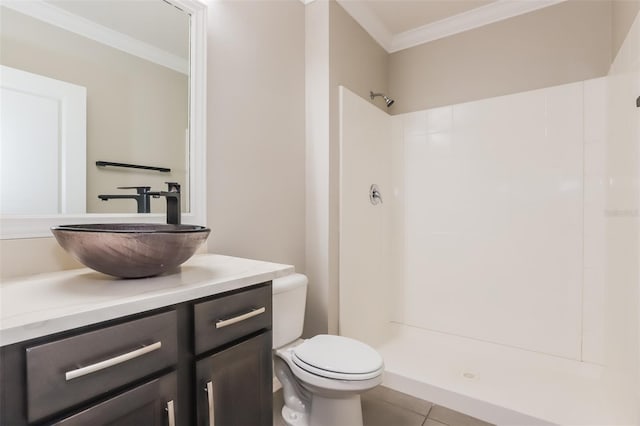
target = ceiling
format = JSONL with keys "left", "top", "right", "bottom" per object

{"left": 334, "top": 0, "right": 568, "bottom": 53}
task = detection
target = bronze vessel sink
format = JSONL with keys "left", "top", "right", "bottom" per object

{"left": 51, "top": 224, "right": 211, "bottom": 278}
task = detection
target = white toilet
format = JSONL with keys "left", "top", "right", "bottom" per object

{"left": 272, "top": 273, "right": 384, "bottom": 426}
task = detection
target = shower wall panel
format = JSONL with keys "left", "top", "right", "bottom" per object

{"left": 394, "top": 82, "right": 605, "bottom": 360}
{"left": 603, "top": 10, "right": 640, "bottom": 381}
{"left": 338, "top": 86, "right": 393, "bottom": 346}
{"left": 339, "top": 80, "right": 607, "bottom": 363}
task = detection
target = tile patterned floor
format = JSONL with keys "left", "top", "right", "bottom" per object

{"left": 273, "top": 386, "right": 494, "bottom": 426}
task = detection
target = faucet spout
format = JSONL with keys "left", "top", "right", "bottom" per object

{"left": 98, "top": 186, "right": 151, "bottom": 213}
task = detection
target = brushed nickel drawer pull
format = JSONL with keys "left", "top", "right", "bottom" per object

{"left": 64, "top": 341, "right": 162, "bottom": 381}
{"left": 215, "top": 307, "right": 265, "bottom": 329}
{"left": 206, "top": 380, "right": 215, "bottom": 426}
{"left": 166, "top": 399, "right": 176, "bottom": 426}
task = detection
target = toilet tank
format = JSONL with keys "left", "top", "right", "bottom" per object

{"left": 272, "top": 273, "right": 308, "bottom": 349}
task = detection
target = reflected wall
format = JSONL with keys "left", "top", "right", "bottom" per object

{"left": 0, "top": 6, "right": 188, "bottom": 214}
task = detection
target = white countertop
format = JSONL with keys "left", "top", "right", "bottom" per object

{"left": 0, "top": 254, "right": 294, "bottom": 347}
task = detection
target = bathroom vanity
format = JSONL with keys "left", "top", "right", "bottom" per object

{"left": 0, "top": 254, "right": 293, "bottom": 426}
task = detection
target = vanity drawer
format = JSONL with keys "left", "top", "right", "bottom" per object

{"left": 26, "top": 310, "right": 178, "bottom": 423}
{"left": 194, "top": 284, "right": 272, "bottom": 354}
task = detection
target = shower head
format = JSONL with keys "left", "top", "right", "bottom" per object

{"left": 370, "top": 91, "right": 395, "bottom": 107}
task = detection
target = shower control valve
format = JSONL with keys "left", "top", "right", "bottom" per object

{"left": 369, "top": 184, "right": 383, "bottom": 205}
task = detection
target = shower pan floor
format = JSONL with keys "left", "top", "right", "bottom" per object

{"left": 376, "top": 323, "right": 637, "bottom": 425}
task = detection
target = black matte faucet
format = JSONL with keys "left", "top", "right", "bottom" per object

{"left": 98, "top": 186, "right": 152, "bottom": 213}
{"left": 148, "top": 182, "right": 181, "bottom": 225}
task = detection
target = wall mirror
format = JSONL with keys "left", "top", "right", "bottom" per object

{"left": 0, "top": 0, "right": 206, "bottom": 238}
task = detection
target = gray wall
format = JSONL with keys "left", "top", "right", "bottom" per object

{"left": 206, "top": 0, "right": 306, "bottom": 273}
{"left": 389, "top": 0, "right": 613, "bottom": 113}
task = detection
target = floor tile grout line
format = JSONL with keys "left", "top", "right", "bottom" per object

{"left": 276, "top": 387, "right": 486, "bottom": 426}
{"left": 423, "top": 405, "right": 446, "bottom": 426}
{"left": 425, "top": 404, "right": 433, "bottom": 418}
{"left": 366, "top": 390, "right": 433, "bottom": 418}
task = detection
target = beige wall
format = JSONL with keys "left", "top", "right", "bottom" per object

{"left": 612, "top": 0, "right": 640, "bottom": 59}
{"left": 328, "top": 1, "right": 389, "bottom": 333}
{"left": 1, "top": 1, "right": 306, "bottom": 281}
{"left": 389, "top": 0, "right": 613, "bottom": 114}
{"left": 304, "top": 0, "right": 331, "bottom": 338}
{"left": 0, "top": 7, "right": 189, "bottom": 280}
{"left": 206, "top": 0, "right": 306, "bottom": 273}
{"left": 0, "top": 7, "right": 188, "bottom": 214}
{"left": 304, "top": 0, "right": 389, "bottom": 336}
{"left": 0, "top": 238, "right": 83, "bottom": 280}
{"left": 329, "top": 1, "right": 389, "bottom": 112}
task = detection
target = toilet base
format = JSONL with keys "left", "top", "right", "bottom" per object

{"left": 274, "top": 340, "right": 382, "bottom": 426}
{"left": 309, "top": 394, "right": 363, "bottom": 426}
{"left": 282, "top": 404, "right": 309, "bottom": 426}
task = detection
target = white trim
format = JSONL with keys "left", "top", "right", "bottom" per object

{"left": 1, "top": 65, "right": 86, "bottom": 216}
{"left": 390, "top": 0, "right": 567, "bottom": 52}
{"left": 337, "top": 0, "right": 568, "bottom": 53}
{"left": 1, "top": 0, "right": 188, "bottom": 74}
{"left": 182, "top": 0, "right": 208, "bottom": 229}
{"left": 0, "top": 0, "right": 207, "bottom": 239}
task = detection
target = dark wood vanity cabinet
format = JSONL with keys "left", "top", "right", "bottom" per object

{"left": 26, "top": 310, "right": 178, "bottom": 423}
{"left": 194, "top": 284, "right": 273, "bottom": 426}
{"left": 52, "top": 373, "right": 178, "bottom": 426}
{"left": 0, "top": 282, "right": 273, "bottom": 426}
{"left": 196, "top": 332, "right": 272, "bottom": 426}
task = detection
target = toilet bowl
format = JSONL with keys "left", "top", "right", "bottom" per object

{"left": 272, "top": 274, "right": 384, "bottom": 426}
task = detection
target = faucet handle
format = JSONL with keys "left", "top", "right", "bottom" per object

{"left": 164, "top": 182, "right": 181, "bottom": 192}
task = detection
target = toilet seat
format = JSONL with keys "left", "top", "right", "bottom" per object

{"left": 292, "top": 335, "right": 384, "bottom": 381}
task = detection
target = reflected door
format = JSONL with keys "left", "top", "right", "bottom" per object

{"left": 0, "top": 65, "right": 86, "bottom": 214}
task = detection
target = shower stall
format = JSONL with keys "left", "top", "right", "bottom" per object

{"left": 338, "top": 15, "right": 639, "bottom": 425}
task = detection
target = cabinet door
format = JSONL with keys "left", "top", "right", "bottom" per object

{"left": 53, "top": 373, "right": 177, "bottom": 426}
{"left": 196, "top": 332, "right": 272, "bottom": 426}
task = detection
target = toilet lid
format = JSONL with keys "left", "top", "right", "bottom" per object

{"left": 292, "top": 335, "right": 383, "bottom": 380}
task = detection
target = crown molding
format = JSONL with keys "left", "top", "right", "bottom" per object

{"left": 390, "top": 0, "right": 567, "bottom": 52}
{"left": 335, "top": 0, "right": 393, "bottom": 51}
{"left": 336, "top": 0, "right": 567, "bottom": 54}
{"left": 1, "top": 0, "right": 188, "bottom": 74}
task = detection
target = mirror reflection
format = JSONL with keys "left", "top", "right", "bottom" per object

{"left": 0, "top": 0, "right": 190, "bottom": 215}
